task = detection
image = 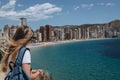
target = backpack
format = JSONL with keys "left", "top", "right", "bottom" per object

{"left": 4, "top": 47, "right": 31, "bottom": 80}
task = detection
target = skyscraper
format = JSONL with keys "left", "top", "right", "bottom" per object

{"left": 20, "top": 18, "right": 27, "bottom": 26}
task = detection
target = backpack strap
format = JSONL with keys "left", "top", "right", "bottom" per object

{"left": 15, "top": 47, "right": 29, "bottom": 66}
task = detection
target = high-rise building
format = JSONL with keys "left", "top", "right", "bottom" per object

{"left": 45, "top": 25, "right": 53, "bottom": 41}
{"left": 78, "top": 28, "right": 81, "bottom": 39}
{"left": 87, "top": 27, "right": 90, "bottom": 39}
{"left": 20, "top": 18, "right": 27, "bottom": 26}
{"left": 40, "top": 25, "right": 53, "bottom": 42}
{"left": 53, "top": 27, "right": 60, "bottom": 41}
{"left": 69, "top": 28, "right": 73, "bottom": 40}
{"left": 64, "top": 27, "right": 70, "bottom": 40}
{"left": 37, "top": 32, "right": 42, "bottom": 42}
{"left": 40, "top": 26, "right": 46, "bottom": 42}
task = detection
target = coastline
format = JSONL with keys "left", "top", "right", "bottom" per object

{"left": 27, "top": 38, "right": 113, "bottom": 49}
{"left": 0, "top": 38, "right": 118, "bottom": 79}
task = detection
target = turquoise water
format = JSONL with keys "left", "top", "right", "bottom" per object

{"left": 31, "top": 38, "right": 120, "bottom": 80}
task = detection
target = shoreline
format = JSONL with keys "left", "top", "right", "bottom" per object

{"left": 27, "top": 38, "right": 114, "bottom": 49}
{"left": 0, "top": 38, "right": 118, "bottom": 79}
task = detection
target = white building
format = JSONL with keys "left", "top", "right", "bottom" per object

{"left": 37, "top": 32, "right": 42, "bottom": 42}
{"left": 78, "top": 28, "right": 81, "bottom": 39}
{"left": 87, "top": 27, "right": 90, "bottom": 39}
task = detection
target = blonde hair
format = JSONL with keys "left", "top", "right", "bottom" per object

{"left": 1, "top": 26, "right": 33, "bottom": 72}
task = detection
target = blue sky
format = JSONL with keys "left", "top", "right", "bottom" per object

{"left": 0, "top": 0, "right": 120, "bottom": 30}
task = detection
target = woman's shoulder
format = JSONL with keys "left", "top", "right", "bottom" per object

{"left": 22, "top": 48, "right": 31, "bottom": 64}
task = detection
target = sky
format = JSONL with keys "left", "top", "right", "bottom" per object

{"left": 0, "top": 0, "right": 120, "bottom": 30}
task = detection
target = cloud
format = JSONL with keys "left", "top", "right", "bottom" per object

{"left": 81, "top": 3, "right": 94, "bottom": 9}
{"left": 106, "top": 3, "right": 115, "bottom": 6}
{"left": 0, "top": 0, "right": 16, "bottom": 11}
{"left": 0, "top": 0, "right": 62, "bottom": 21}
{"left": 80, "top": 2, "right": 115, "bottom": 9}
{"left": 74, "top": 6, "right": 80, "bottom": 10}
{"left": 97, "top": 2, "right": 115, "bottom": 7}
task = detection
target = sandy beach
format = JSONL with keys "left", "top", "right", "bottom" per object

{"left": 27, "top": 40, "right": 80, "bottom": 48}
{"left": 27, "top": 38, "right": 111, "bottom": 48}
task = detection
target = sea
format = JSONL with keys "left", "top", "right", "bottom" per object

{"left": 31, "top": 38, "right": 120, "bottom": 80}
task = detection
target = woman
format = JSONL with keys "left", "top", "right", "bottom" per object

{"left": 1, "top": 26, "right": 43, "bottom": 80}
